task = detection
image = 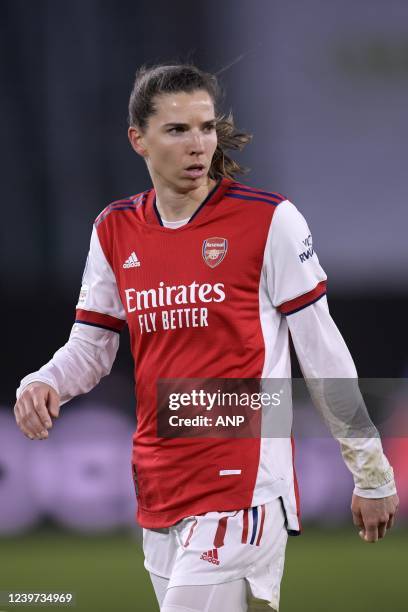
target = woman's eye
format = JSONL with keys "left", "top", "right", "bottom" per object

{"left": 203, "top": 124, "right": 216, "bottom": 133}
{"left": 168, "top": 127, "right": 184, "bottom": 134}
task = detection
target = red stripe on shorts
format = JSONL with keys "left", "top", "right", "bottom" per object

{"left": 183, "top": 518, "right": 198, "bottom": 547}
{"left": 256, "top": 504, "right": 266, "bottom": 546}
{"left": 214, "top": 516, "right": 229, "bottom": 548}
{"left": 242, "top": 509, "right": 249, "bottom": 544}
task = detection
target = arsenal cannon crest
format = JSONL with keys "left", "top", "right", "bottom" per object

{"left": 202, "top": 237, "right": 228, "bottom": 268}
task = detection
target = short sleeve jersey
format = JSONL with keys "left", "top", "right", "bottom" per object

{"left": 76, "top": 178, "right": 327, "bottom": 531}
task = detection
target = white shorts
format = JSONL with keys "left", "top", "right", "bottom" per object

{"left": 143, "top": 498, "right": 288, "bottom": 610}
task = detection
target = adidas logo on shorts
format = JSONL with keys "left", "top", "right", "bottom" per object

{"left": 200, "top": 549, "right": 220, "bottom": 565}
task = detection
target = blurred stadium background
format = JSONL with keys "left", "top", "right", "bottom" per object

{"left": 1, "top": 0, "right": 407, "bottom": 610}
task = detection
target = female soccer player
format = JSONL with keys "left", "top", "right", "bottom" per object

{"left": 15, "top": 64, "right": 398, "bottom": 612}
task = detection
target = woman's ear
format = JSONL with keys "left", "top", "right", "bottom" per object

{"left": 128, "top": 126, "right": 147, "bottom": 157}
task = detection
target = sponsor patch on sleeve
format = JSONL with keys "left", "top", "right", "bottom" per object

{"left": 298, "top": 234, "right": 314, "bottom": 263}
{"left": 78, "top": 284, "right": 89, "bottom": 306}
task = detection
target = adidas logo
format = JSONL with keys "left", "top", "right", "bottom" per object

{"left": 200, "top": 549, "right": 220, "bottom": 565}
{"left": 123, "top": 252, "right": 140, "bottom": 269}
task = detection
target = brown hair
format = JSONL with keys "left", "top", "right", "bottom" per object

{"left": 128, "top": 63, "right": 251, "bottom": 180}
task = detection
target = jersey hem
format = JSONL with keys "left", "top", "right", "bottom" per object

{"left": 136, "top": 492, "right": 300, "bottom": 534}
{"left": 136, "top": 494, "right": 254, "bottom": 529}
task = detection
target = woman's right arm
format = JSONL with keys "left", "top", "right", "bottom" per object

{"left": 14, "top": 224, "right": 126, "bottom": 440}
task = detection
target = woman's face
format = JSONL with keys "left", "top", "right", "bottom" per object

{"left": 129, "top": 90, "right": 218, "bottom": 192}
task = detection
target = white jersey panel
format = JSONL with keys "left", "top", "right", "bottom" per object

{"left": 268, "top": 200, "right": 327, "bottom": 308}
{"left": 251, "top": 250, "right": 300, "bottom": 531}
{"left": 76, "top": 225, "right": 126, "bottom": 320}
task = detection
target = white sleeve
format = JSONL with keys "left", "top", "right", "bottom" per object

{"left": 16, "top": 323, "right": 120, "bottom": 405}
{"left": 75, "top": 225, "right": 126, "bottom": 326}
{"left": 267, "top": 200, "right": 327, "bottom": 314}
{"left": 16, "top": 225, "right": 126, "bottom": 405}
{"left": 287, "top": 296, "right": 397, "bottom": 499}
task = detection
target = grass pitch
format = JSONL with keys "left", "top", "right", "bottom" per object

{"left": 0, "top": 525, "right": 406, "bottom": 611}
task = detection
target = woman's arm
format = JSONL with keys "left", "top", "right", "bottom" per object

{"left": 14, "top": 223, "right": 126, "bottom": 439}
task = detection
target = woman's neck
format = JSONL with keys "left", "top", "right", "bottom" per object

{"left": 154, "top": 177, "right": 216, "bottom": 221}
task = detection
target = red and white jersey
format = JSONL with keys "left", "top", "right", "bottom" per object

{"left": 75, "top": 178, "right": 327, "bottom": 531}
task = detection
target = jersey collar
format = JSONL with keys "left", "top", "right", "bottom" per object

{"left": 143, "top": 177, "right": 232, "bottom": 227}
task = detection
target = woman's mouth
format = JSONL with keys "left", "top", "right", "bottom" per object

{"left": 184, "top": 164, "right": 206, "bottom": 178}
